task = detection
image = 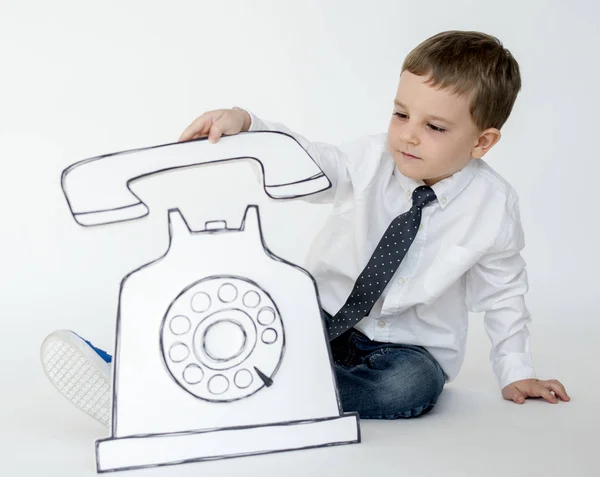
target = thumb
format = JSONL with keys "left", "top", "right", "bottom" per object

{"left": 514, "top": 393, "right": 525, "bottom": 404}
{"left": 504, "top": 386, "right": 526, "bottom": 404}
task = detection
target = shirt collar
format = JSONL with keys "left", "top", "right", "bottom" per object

{"left": 392, "top": 156, "right": 479, "bottom": 209}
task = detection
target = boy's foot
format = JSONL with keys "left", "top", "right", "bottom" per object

{"left": 40, "top": 330, "right": 112, "bottom": 427}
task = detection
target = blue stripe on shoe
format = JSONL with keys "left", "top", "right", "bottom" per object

{"left": 73, "top": 332, "right": 113, "bottom": 363}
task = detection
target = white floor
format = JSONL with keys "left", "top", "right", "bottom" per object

{"left": 3, "top": 306, "right": 596, "bottom": 477}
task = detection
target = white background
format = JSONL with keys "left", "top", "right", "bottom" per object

{"left": 1, "top": 1, "right": 598, "bottom": 476}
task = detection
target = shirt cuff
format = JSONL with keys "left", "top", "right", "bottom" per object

{"left": 492, "top": 352, "right": 536, "bottom": 390}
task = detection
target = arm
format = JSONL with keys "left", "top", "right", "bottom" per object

{"left": 465, "top": 194, "right": 536, "bottom": 391}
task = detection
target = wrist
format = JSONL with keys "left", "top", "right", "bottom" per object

{"left": 233, "top": 106, "right": 251, "bottom": 132}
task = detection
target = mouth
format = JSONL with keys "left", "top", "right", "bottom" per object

{"left": 401, "top": 152, "right": 422, "bottom": 160}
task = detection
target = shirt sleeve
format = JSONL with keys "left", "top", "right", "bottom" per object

{"left": 241, "top": 108, "right": 351, "bottom": 204}
{"left": 464, "top": 193, "right": 537, "bottom": 391}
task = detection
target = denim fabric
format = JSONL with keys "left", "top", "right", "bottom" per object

{"left": 326, "top": 312, "right": 447, "bottom": 419}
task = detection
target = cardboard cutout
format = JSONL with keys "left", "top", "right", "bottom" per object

{"left": 61, "top": 131, "right": 360, "bottom": 473}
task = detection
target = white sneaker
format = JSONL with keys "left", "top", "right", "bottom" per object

{"left": 40, "top": 330, "right": 112, "bottom": 427}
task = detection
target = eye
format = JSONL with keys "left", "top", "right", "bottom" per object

{"left": 427, "top": 124, "right": 446, "bottom": 133}
{"left": 394, "top": 113, "right": 446, "bottom": 133}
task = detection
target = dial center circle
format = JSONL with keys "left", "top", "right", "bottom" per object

{"left": 201, "top": 319, "right": 247, "bottom": 362}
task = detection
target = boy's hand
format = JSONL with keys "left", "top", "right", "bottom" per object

{"left": 502, "top": 378, "right": 570, "bottom": 404}
{"left": 178, "top": 108, "right": 251, "bottom": 143}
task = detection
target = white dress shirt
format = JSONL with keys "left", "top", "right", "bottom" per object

{"left": 246, "top": 109, "right": 536, "bottom": 391}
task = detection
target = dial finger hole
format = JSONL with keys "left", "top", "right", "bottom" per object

{"left": 261, "top": 328, "right": 277, "bottom": 344}
{"left": 191, "top": 292, "right": 211, "bottom": 313}
{"left": 170, "top": 315, "right": 191, "bottom": 335}
{"left": 208, "top": 375, "right": 229, "bottom": 395}
{"left": 183, "top": 364, "right": 204, "bottom": 384}
{"left": 243, "top": 291, "right": 261, "bottom": 308}
{"left": 218, "top": 283, "right": 238, "bottom": 303}
{"left": 169, "top": 343, "right": 189, "bottom": 362}
{"left": 234, "top": 369, "right": 253, "bottom": 389}
{"left": 257, "top": 307, "right": 276, "bottom": 326}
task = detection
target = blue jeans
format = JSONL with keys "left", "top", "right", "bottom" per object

{"left": 326, "top": 312, "right": 447, "bottom": 419}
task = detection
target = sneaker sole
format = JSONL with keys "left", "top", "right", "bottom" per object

{"left": 40, "top": 330, "right": 112, "bottom": 427}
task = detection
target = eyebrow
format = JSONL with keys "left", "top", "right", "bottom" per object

{"left": 394, "top": 99, "right": 456, "bottom": 127}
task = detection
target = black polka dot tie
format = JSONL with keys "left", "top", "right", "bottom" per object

{"left": 326, "top": 185, "right": 437, "bottom": 340}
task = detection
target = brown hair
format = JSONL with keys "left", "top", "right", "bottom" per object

{"left": 402, "top": 30, "right": 521, "bottom": 131}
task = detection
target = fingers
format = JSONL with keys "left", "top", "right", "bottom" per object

{"left": 179, "top": 115, "right": 209, "bottom": 142}
{"left": 536, "top": 385, "right": 558, "bottom": 404}
{"left": 503, "top": 379, "right": 571, "bottom": 405}
{"left": 540, "top": 379, "right": 570, "bottom": 402}
{"left": 178, "top": 111, "right": 226, "bottom": 143}
{"left": 207, "top": 113, "right": 225, "bottom": 143}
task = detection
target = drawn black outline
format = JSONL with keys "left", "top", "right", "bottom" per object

{"left": 164, "top": 277, "right": 280, "bottom": 371}
{"left": 60, "top": 130, "right": 332, "bottom": 227}
{"left": 96, "top": 414, "right": 361, "bottom": 473}
{"left": 196, "top": 311, "right": 256, "bottom": 368}
{"left": 93, "top": 204, "right": 359, "bottom": 472}
{"left": 159, "top": 275, "right": 285, "bottom": 403}
{"left": 202, "top": 318, "right": 249, "bottom": 362}
{"left": 59, "top": 130, "right": 358, "bottom": 471}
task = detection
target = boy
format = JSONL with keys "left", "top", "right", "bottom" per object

{"left": 41, "top": 30, "right": 569, "bottom": 426}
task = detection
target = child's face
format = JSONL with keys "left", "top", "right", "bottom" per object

{"left": 387, "top": 71, "right": 500, "bottom": 186}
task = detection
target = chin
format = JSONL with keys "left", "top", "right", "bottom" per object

{"left": 394, "top": 158, "right": 425, "bottom": 179}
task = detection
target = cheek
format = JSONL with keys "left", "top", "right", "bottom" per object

{"left": 387, "top": 122, "right": 397, "bottom": 142}
{"left": 386, "top": 128, "right": 401, "bottom": 153}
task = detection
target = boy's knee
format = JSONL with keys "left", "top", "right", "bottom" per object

{"left": 374, "top": 350, "right": 445, "bottom": 418}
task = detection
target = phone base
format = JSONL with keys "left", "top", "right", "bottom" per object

{"left": 96, "top": 414, "right": 360, "bottom": 473}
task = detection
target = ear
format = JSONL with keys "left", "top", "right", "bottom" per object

{"left": 471, "top": 127, "right": 501, "bottom": 159}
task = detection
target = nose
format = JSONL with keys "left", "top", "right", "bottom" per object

{"left": 398, "top": 122, "right": 420, "bottom": 145}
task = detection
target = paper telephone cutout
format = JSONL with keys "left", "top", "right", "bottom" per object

{"left": 61, "top": 131, "right": 360, "bottom": 473}
{"left": 61, "top": 131, "right": 331, "bottom": 226}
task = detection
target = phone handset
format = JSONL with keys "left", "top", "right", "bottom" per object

{"left": 61, "top": 130, "right": 331, "bottom": 226}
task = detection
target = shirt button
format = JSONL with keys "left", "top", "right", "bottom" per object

{"left": 377, "top": 320, "right": 386, "bottom": 328}
{"left": 441, "top": 197, "right": 448, "bottom": 204}
{"left": 397, "top": 277, "right": 405, "bottom": 285}
{"left": 406, "top": 189, "right": 411, "bottom": 197}
{"left": 418, "top": 224, "right": 423, "bottom": 231}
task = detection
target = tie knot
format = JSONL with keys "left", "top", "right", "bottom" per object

{"left": 412, "top": 186, "right": 437, "bottom": 208}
